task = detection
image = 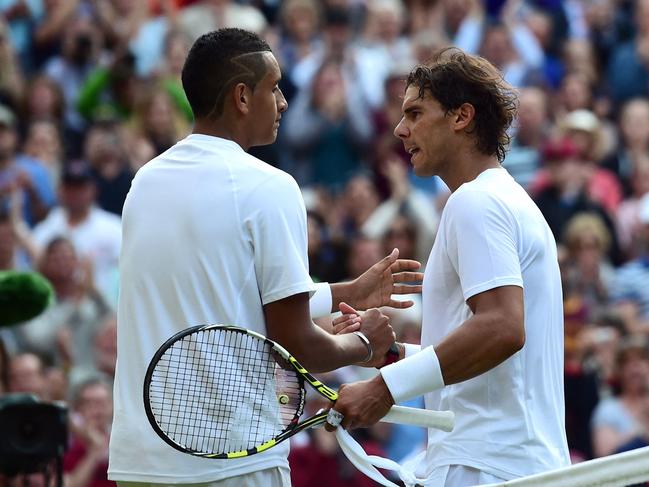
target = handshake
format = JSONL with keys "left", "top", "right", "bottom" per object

{"left": 333, "top": 302, "right": 401, "bottom": 369}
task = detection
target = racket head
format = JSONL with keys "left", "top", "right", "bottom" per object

{"left": 143, "top": 325, "right": 309, "bottom": 459}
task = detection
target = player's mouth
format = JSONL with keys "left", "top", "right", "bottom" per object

{"left": 406, "top": 146, "right": 420, "bottom": 161}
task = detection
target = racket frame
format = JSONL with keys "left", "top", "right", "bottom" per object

{"left": 143, "top": 324, "right": 341, "bottom": 459}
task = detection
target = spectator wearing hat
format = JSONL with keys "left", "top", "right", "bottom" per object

{"left": 0, "top": 103, "right": 56, "bottom": 226}
{"left": 31, "top": 160, "right": 121, "bottom": 306}
{"left": 559, "top": 109, "right": 622, "bottom": 215}
{"left": 533, "top": 137, "right": 620, "bottom": 264}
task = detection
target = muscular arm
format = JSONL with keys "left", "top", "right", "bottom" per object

{"left": 437, "top": 285, "right": 525, "bottom": 385}
{"left": 331, "top": 285, "right": 525, "bottom": 429}
{"left": 264, "top": 292, "right": 379, "bottom": 373}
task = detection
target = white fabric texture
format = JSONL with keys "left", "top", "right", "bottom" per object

{"left": 108, "top": 134, "right": 315, "bottom": 482}
{"left": 416, "top": 168, "right": 570, "bottom": 479}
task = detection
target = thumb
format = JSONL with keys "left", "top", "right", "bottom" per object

{"left": 380, "top": 248, "right": 399, "bottom": 268}
{"left": 339, "top": 302, "right": 358, "bottom": 315}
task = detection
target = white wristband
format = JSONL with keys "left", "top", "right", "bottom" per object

{"left": 309, "top": 282, "right": 332, "bottom": 318}
{"left": 380, "top": 346, "right": 445, "bottom": 404}
{"left": 403, "top": 343, "right": 421, "bottom": 358}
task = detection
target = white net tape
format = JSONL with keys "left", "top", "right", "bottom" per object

{"left": 484, "top": 447, "right": 649, "bottom": 487}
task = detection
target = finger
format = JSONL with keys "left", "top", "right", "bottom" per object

{"left": 373, "top": 248, "right": 400, "bottom": 272}
{"left": 333, "top": 313, "right": 358, "bottom": 325}
{"left": 392, "top": 272, "right": 424, "bottom": 283}
{"left": 389, "top": 259, "right": 421, "bottom": 272}
{"left": 333, "top": 319, "right": 361, "bottom": 334}
{"left": 391, "top": 284, "right": 423, "bottom": 294}
{"left": 339, "top": 301, "right": 359, "bottom": 315}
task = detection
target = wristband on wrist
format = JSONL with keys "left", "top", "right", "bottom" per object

{"left": 379, "top": 346, "right": 445, "bottom": 404}
{"left": 309, "top": 282, "right": 332, "bottom": 318}
{"left": 353, "top": 331, "right": 373, "bottom": 364}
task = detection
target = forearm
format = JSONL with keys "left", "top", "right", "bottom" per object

{"left": 65, "top": 453, "right": 101, "bottom": 487}
{"left": 435, "top": 314, "right": 524, "bottom": 385}
{"left": 381, "top": 314, "right": 523, "bottom": 403}
{"left": 281, "top": 323, "right": 368, "bottom": 373}
{"left": 329, "top": 280, "right": 357, "bottom": 312}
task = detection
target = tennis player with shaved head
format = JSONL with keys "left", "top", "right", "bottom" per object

{"left": 329, "top": 48, "right": 571, "bottom": 486}
{"left": 108, "top": 28, "right": 422, "bottom": 486}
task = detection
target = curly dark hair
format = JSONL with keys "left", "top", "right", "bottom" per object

{"left": 406, "top": 47, "right": 518, "bottom": 162}
{"left": 181, "top": 28, "right": 272, "bottom": 120}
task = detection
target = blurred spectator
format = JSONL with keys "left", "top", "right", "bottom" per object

{"left": 152, "top": 29, "right": 193, "bottom": 121}
{"left": 563, "top": 296, "right": 600, "bottom": 461}
{"left": 129, "top": 84, "right": 190, "bottom": 156}
{"left": 591, "top": 337, "right": 649, "bottom": 457}
{"left": 0, "top": 18, "right": 25, "bottom": 108}
{"left": 533, "top": 137, "right": 620, "bottom": 263}
{"left": 64, "top": 377, "right": 114, "bottom": 487}
{"left": 44, "top": 13, "right": 105, "bottom": 147}
{"left": 291, "top": 5, "right": 386, "bottom": 110}
{"left": 277, "top": 0, "right": 322, "bottom": 74}
{"left": 83, "top": 121, "right": 133, "bottom": 215}
{"left": 32, "top": 160, "right": 121, "bottom": 305}
{"left": 0, "top": 189, "right": 38, "bottom": 270}
{"left": 92, "top": 314, "right": 117, "bottom": 382}
{"left": 179, "top": 0, "right": 267, "bottom": 42}
{"left": 77, "top": 50, "right": 139, "bottom": 123}
{"left": 561, "top": 213, "right": 614, "bottom": 315}
{"left": 502, "top": 86, "right": 549, "bottom": 190}
{"left": 31, "top": 0, "right": 82, "bottom": 70}
{"left": 22, "top": 118, "right": 63, "bottom": 184}
{"left": 307, "top": 210, "right": 348, "bottom": 284}
{"left": 15, "top": 237, "right": 110, "bottom": 382}
{"left": 0, "top": 0, "right": 44, "bottom": 71}
{"left": 610, "top": 194, "right": 649, "bottom": 335}
{"left": 603, "top": 98, "right": 649, "bottom": 197}
{"left": 361, "top": 158, "right": 437, "bottom": 265}
{"left": 616, "top": 156, "right": 649, "bottom": 260}
{"left": 284, "top": 59, "right": 372, "bottom": 188}
{"left": 345, "top": 235, "right": 382, "bottom": 279}
{"left": 558, "top": 110, "right": 621, "bottom": 214}
{"left": 606, "top": 0, "right": 649, "bottom": 104}
{"left": 7, "top": 351, "right": 46, "bottom": 398}
{"left": 0, "top": 103, "right": 56, "bottom": 226}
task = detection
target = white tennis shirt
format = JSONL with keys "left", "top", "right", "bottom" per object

{"left": 108, "top": 134, "right": 315, "bottom": 482}
{"left": 416, "top": 168, "right": 570, "bottom": 480}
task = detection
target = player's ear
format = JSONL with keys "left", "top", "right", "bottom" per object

{"left": 233, "top": 82, "right": 251, "bottom": 115}
{"left": 452, "top": 103, "right": 475, "bottom": 132}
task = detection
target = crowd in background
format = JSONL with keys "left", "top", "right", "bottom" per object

{"left": 1, "top": 0, "right": 649, "bottom": 485}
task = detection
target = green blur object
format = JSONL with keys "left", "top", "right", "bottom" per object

{"left": 0, "top": 271, "right": 54, "bottom": 327}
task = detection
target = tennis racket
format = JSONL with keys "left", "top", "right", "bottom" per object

{"left": 143, "top": 324, "right": 454, "bottom": 459}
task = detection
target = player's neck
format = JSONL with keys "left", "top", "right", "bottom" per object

{"left": 192, "top": 118, "right": 252, "bottom": 151}
{"left": 442, "top": 150, "right": 501, "bottom": 193}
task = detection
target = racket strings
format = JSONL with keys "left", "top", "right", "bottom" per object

{"left": 147, "top": 328, "right": 304, "bottom": 455}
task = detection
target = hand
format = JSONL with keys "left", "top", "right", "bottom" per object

{"left": 325, "top": 374, "right": 394, "bottom": 431}
{"left": 346, "top": 248, "right": 423, "bottom": 310}
{"left": 347, "top": 303, "right": 395, "bottom": 367}
{"left": 332, "top": 304, "right": 361, "bottom": 335}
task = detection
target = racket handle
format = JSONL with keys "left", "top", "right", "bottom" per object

{"left": 381, "top": 406, "right": 455, "bottom": 432}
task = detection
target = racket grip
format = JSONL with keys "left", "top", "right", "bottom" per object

{"left": 381, "top": 406, "right": 455, "bottom": 432}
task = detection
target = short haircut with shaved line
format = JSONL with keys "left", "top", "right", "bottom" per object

{"left": 181, "top": 28, "right": 272, "bottom": 120}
